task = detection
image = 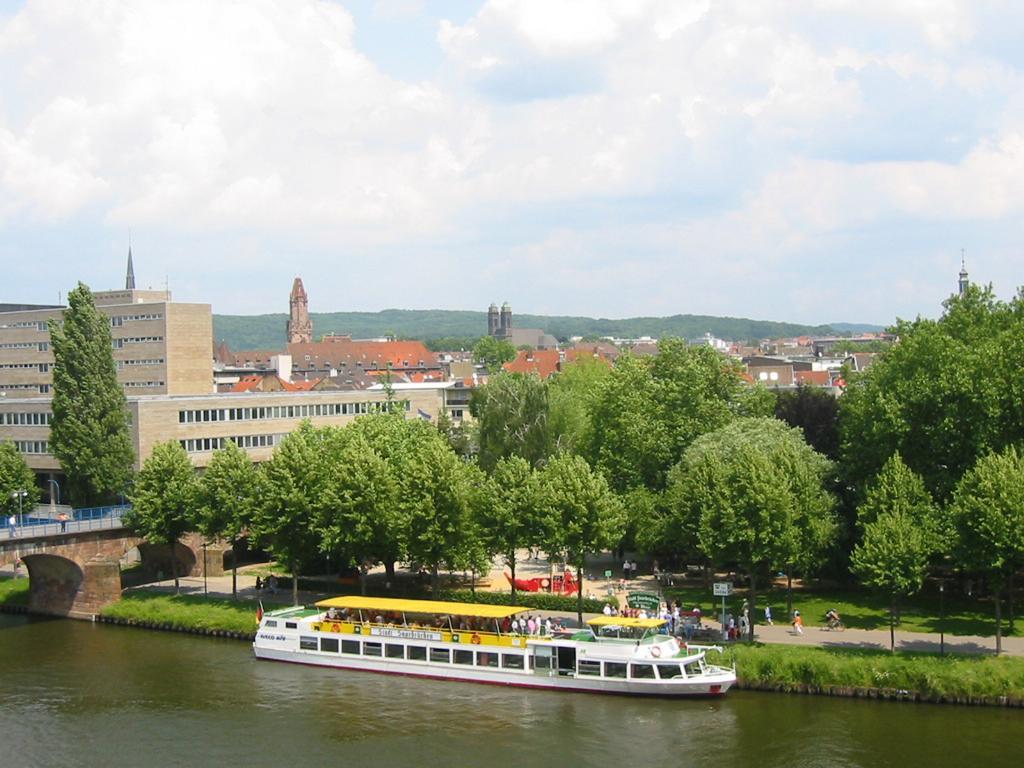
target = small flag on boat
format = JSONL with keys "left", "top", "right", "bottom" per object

{"left": 256, "top": 601, "right": 264, "bottom": 624}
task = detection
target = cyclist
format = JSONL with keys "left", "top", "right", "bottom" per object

{"left": 825, "top": 608, "right": 842, "bottom": 630}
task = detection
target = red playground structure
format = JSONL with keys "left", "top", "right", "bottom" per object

{"left": 504, "top": 569, "right": 579, "bottom": 595}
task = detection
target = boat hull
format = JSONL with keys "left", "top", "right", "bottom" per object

{"left": 253, "top": 644, "right": 734, "bottom": 697}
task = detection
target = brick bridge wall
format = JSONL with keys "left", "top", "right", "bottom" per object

{"left": 0, "top": 530, "right": 230, "bottom": 619}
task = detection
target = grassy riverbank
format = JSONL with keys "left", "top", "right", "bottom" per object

{"left": 724, "top": 643, "right": 1024, "bottom": 701}
{"left": 0, "top": 576, "right": 29, "bottom": 606}
{"left": 100, "top": 590, "right": 278, "bottom": 634}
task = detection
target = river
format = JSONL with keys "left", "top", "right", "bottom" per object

{"left": 1, "top": 613, "right": 1020, "bottom": 767}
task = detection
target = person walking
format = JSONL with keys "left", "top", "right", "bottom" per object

{"left": 764, "top": 605, "right": 773, "bottom": 625}
{"left": 792, "top": 610, "right": 803, "bottom": 635}
{"left": 58, "top": 512, "right": 68, "bottom": 533}
{"left": 7, "top": 514, "right": 16, "bottom": 538}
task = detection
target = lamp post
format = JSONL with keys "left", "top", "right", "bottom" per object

{"left": 202, "top": 541, "right": 208, "bottom": 595}
{"left": 11, "top": 489, "right": 27, "bottom": 533}
{"left": 939, "top": 581, "right": 946, "bottom": 657}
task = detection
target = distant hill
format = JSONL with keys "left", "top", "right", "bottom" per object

{"left": 213, "top": 309, "right": 869, "bottom": 352}
{"left": 827, "top": 322, "right": 888, "bottom": 334}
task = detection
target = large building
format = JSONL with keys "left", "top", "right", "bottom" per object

{"left": 0, "top": 257, "right": 212, "bottom": 400}
{"left": 1, "top": 262, "right": 462, "bottom": 495}
{"left": 485, "top": 301, "right": 558, "bottom": 349}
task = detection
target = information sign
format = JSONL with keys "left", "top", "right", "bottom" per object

{"left": 713, "top": 582, "right": 733, "bottom": 597}
{"left": 626, "top": 591, "right": 661, "bottom": 611}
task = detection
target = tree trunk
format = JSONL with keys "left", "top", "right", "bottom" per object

{"left": 171, "top": 540, "right": 180, "bottom": 594}
{"left": 360, "top": 563, "right": 368, "bottom": 596}
{"left": 431, "top": 564, "right": 439, "bottom": 597}
{"left": 384, "top": 559, "right": 396, "bottom": 583}
{"left": 995, "top": 588, "right": 1003, "bottom": 656}
{"left": 1008, "top": 573, "right": 1016, "bottom": 634}
{"left": 889, "top": 596, "right": 895, "bottom": 652}
{"left": 470, "top": 568, "right": 476, "bottom": 596}
{"left": 231, "top": 538, "right": 237, "bottom": 600}
{"left": 748, "top": 572, "right": 757, "bottom": 642}
{"left": 786, "top": 570, "right": 793, "bottom": 619}
{"left": 576, "top": 564, "right": 584, "bottom": 626}
{"left": 291, "top": 559, "right": 299, "bottom": 606}
{"left": 702, "top": 560, "right": 710, "bottom": 590}
{"left": 510, "top": 557, "right": 517, "bottom": 602}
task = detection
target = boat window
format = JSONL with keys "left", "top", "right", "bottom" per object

{"left": 501, "top": 654, "right": 525, "bottom": 670}
{"left": 476, "top": 652, "right": 498, "bottom": 668}
{"left": 264, "top": 620, "right": 278, "bottom": 628}
{"left": 630, "top": 663, "right": 656, "bottom": 680}
{"left": 604, "top": 662, "right": 627, "bottom": 679}
{"left": 408, "top": 646, "right": 427, "bottom": 661}
{"left": 533, "top": 647, "right": 553, "bottom": 670}
{"left": 342, "top": 640, "right": 360, "bottom": 655}
{"left": 430, "top": 648, "right": 450, "bottom": 663}
{"left": 578, "top": 660, "right": 602, "bottom": 677}
{"left": 285, "top": 622, "right": 298, "bottom": 629}
{"left": 454, "top": 650, "right": 474, "bottom": 665}
{"left": 363, "top": 642, "right": 382, "bottom": 657}
{"left": 657, "top": 663, "right": 684, "bottom": 679}
{"left": 386, "top": 644, "right": 405, "bottom": 659}
{"left": 299, "top": 636, "right": 318, "bottom": 651}
{"left": 320, "top": 637, "right": 339, "bottom": 653}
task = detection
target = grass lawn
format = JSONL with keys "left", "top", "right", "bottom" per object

{"left": 0, "top": 576, "right": 30, "bottom": 606}
{"left": 662, "top": 581, "right": 1022, "bottom": 637}
{"left": 101, "top": 590, "right": 291, "bottom": 634}
{"left": 726, "top": 643, "right": 1024, "bottom": 700}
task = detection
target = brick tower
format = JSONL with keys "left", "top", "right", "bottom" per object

{"left": 287, "top": 277, "right": 313, "bottom": 344}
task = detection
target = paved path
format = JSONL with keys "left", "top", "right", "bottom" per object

{"left": 124, "top": 569, "right": 1024, "bottom": 658}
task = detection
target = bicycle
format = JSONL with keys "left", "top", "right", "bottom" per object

{"left": 825, "top": 617, "right": 845, "bottom": 632}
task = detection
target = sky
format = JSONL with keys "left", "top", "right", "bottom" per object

{"left": 1, "top": 0, "right": 1022, "bottom": 326}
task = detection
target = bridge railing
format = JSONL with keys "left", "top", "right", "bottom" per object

{"left": 3, "top": 505, "right": 130, "bottom": 541}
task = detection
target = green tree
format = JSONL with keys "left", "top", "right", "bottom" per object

{"left": 476, "top": 456, "right": 548, "bottom": 600}
{"left": 318, "top": 429, "right": 400, "bottom": 595}
{"left": 49, "top": 282, "right": 134, "bottom": 506}
{"left": 775, "top": 384, "right": 840, "bottom": 460}
{"left": 252, "top": 423, "right": 327, "bottom": 606}
{"left": 124, "top": 441, "right": 198, "bottom": 594}
{"left": 839, "top": 285, "right": 1024, "bottom": 502}
{"left": 949, "top": 446, "right": 1024, "bottom": 655}
{"left": 473, "top": 336, "right": 516, "bottom": 370}
{"left": 195, "top": 440, "right": 260, "bottom": 599}
{"left": 850, "top": 511, "right": 930, "bottom": 651}
{"left": 398, "top": 429, "right": 478, "bottom": 596}
{"left": 667, "top": 418, "right": 837, "bottom": 640}
{"left": 470, "top": 372, "right": 550, "bottom": 471}
{"left": 547, "top": 355, "right": 611, "bottom": 455}
{"left": 0, "top": 442, "right": 40, "bottom": 521}
{"left": 539, "top": 453, "right": 625, "bottom": 623}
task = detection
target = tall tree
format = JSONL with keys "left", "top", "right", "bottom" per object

{"left": 473, "top": 336, "right": 516, "bottom": 370}
{"left": 0, "top": 442, "right": 40, "bottom": 520}
{"left": 547, "top": 355, "right": 611, "bottom": 455}
{"left": 195, "top": 440, "right": 260, "bottom": 599}
{"left": 539, "top": 453, "right": 625, "bottom": 623}
{"left": 476, "top": 456, "right": 548, "bottom": 600}
{"left": 124, "top": 441, "right": 198, "bottom": 593}
{"left": 49, "top": 282, "right": 135, "bottom": 506}
{"left": 949, "top": 446, "right": 1024, "bottom": 655}
{"left": 318, "top": 430, "right": 400, "bottom": 595}
{"left": 775, "top": 384, "right": 840, "bottom": 460}
{"left": 252, "top": 423, "right": 327, "bottom": 606}
{"left": 470, "top": 372, "right": 551, "bottom": 471}
{"left": 839, "top": 285, "right": 1024, "bottom": 502}
{"left": 850, "top": 511, "right": 930, "bottom": 651}
{"left": 667, "top": 418, "right": 837, "bottom": 640}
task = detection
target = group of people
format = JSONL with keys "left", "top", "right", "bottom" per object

{"left": 254, "top": 575, "right": 277, "bottom": 595}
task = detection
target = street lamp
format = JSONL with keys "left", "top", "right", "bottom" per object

{"left": 11, "top": 489, "right": 27, "bottom": 533}
{"left": 202, "top": 541, "right": 209, "bottom": 595}
{"left": 939, "top": 581, "right": 946, "bottom": 657}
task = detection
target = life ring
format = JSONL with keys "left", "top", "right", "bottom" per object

{"left": 330, "top": 622, "right": 341, "bottom": 633}
{"left": 651, "top": 646, "right": 662, "bottom": 658}
{"left": 471, "top": 633, "right": 482, "bottom": 645}
{"left": 540, "top": 579, "right": 550, "bottom": 588}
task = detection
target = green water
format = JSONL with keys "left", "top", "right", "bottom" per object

{"left": 0, "top": 613, "right": 1020, "bottom": 767}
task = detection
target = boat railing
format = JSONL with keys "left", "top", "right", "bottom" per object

{"left": 314, "top": 619, "right": 554, "bottom": 647}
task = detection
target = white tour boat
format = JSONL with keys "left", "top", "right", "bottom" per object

{"left": 253, "top": 596, "right": 736, "bottom": 697}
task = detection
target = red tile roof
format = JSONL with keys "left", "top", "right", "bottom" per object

{"left": 795, "top": 370, "right": 831, "bottom": 387}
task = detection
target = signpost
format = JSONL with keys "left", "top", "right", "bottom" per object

{"left": 713, "top": 582, "right": 733, "bottom": 637}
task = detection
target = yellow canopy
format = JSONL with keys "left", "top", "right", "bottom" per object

{"left": 587, "top": 616, "right": 666, "bottom": 629}
{"left": 315, "top": 596, "right": 530, "bottom": 619}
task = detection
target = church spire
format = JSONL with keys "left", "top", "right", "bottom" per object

{"left": 958, "top": 249, "right": 969, "bottom": 296}
{"left": 125, "top": 242, "right": 136, "bottom": 290}
{"left": 287, "top": 277, "right": 313, "bottom": 344}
